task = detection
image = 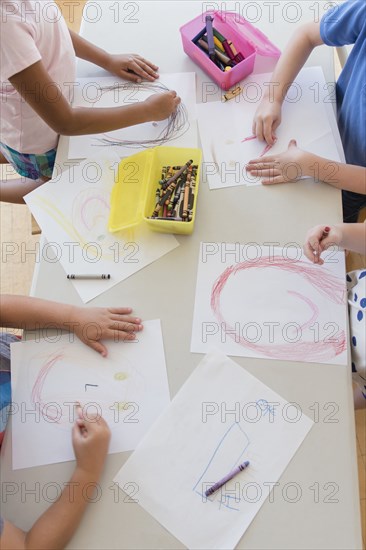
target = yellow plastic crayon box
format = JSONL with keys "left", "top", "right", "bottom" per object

{"left": 108, "top": 146, "right": 202, "bottom": 235}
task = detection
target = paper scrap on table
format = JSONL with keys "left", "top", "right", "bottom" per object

{"left": 10, "top": 320, "right": 170, "bottom": 470}
{"left": 198, "top": 66, "right": 344, "bottom": 189}
{"left": 114, "top": 351, "right": 313, "bottom": 550}
{"left": 25, "top": 159, "right": 179, "bottom": 303}
{"left": 191, "top": 243, "right": 347, "bottom": 365}
{"left": 68, "top": 73, "right": 198, "bottom": 159}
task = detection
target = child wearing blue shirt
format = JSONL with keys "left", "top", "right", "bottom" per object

{"left": 247, "top": 0, "right": 366, "bottom": 222}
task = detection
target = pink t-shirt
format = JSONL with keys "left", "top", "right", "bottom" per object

{"left": 0, "top": 0, "right": 76, "bottom": 153}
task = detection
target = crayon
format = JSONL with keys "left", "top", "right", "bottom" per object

{"left": 214, "top": 35, "right": 224, "bottom": 52}
{"left": 213, "top": 28, "right": 227, "bottom": 43}
{"left": 205, "top": 460, "right": 250, "bottom": 497}
{"left": 67, "top": 274, "right": 111, "bottom": 280}
{"left": 205, "top": 15, "right": 216, "bottom": 61}
{"left": 182, "top": 167, "right": 192, "bottom": 219}
{"left": 199, "top": 38, "right": 232, "bottom": 65}
{"left": 160, "top": 159, "right": 193, "bottom": 188}
{"left": 148, "top": 216, "right": 183, "bottom": 221}
{"left": 223, "top": 86, "right": 242, "bottom": 101}
{"left": 227, "top": 40, "right": 244, "bottom": 62}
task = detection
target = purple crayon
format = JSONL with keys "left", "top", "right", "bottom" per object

{"left": 204, "top": 460, "right": 250, "bottom": 497}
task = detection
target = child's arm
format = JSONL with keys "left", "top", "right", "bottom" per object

{"left": 0, "top": 295, "right": 143, "bottom": 356}
{"left": 253, "top": 22, "right": 324, "bottom": 144}
{"left": 8, "top": 61, "right": 180, "bottom": 137}
{"left": 246, "top": 139, "right": 366, "bottom": 194}
{"left": 0, "top": 407, "right": 110, "bottom": 550}
{"left": 304, "top": 223, "right": 366, "bottom": 264}
{"left": 69, "top": 29, "right": 159, "bottom": 83}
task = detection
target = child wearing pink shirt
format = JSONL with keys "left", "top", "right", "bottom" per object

{"left": 0, "top": 0, "right": 180, "bottom": 203}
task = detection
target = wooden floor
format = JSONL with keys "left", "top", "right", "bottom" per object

{"left": 0, "top": 1, "right": 365, "bottom": 546}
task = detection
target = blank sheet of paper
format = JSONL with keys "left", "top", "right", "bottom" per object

{"left": 198, "top": 66, "right": 345, "bottom": 189}
{"left": 114, "top": 351, "right": 313, "bottom": 550}
{"left": 11, "top": 320, "right": 170, "bottom": 470}
{"left": 191, "top": 243, "right": 347, "bottom": 365}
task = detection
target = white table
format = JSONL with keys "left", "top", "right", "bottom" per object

{"left": 1, "top": 2, "right": 362, "bottom": 548}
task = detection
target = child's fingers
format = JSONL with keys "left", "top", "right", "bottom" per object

{"left": 254, "top": 120, "right": 264, "bottom": 143}
{"left": 109, "top": 313, "right": 142, "bottom": 325}
{"left": 135, "top": 56, "right": 158, "bottom": 71}
{"left": 129, "top": 60, "right": 158, "bottom": 81}
{"left": 110, "top": 319, "right": 143, "bottom": 332}
{"left": 304, "top": 239, "right": 320, "bottom": 263}
{"left": 261, "top": 175, "right": 287, "bottom": 185}
{"left": 263, "top": 122, "right": 275, "bottom": 146}
{"left": 246, "top": 167, "right": 281, "bottom": 177}
{"left": 107, "top": 307, "right": 133, "bottom": 315}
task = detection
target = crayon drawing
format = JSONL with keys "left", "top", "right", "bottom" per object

{"left": 197, "top": 67, "right": 344, "bottom": 189}
{"left": 29, "top": 348, "right": 144, "bottom": 427}
{"left": 68, "top": 73, "right": 198, "bottom": 159}
{"left": 193, "top": 422, "right": 251, "bottom": 512}
{"left": 25, "top": 160, "right": 179, "bottom": 303}
{"left": 114, "top": 352, "right": 313, "bottom": 550}
{"left": 11, "top": 320, "right": 170, "bottom": 470}
{"left": 191, "top": 244, "right": 348, "bottom": 365}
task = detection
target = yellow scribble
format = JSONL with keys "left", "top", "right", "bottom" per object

{"left": 114, "top": 372, "right": 128, "bottom": 381}
{"left": 112, "top": 401, "right": 130, "bottom": 411}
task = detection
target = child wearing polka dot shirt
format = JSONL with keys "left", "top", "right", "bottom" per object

{"left": 304, "top": 223, "right": 366, "bottom": 408}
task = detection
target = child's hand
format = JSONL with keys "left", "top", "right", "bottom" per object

{"left": 72, "top": 405, "right": 111, "bottom": 480}
{"left": 144, "top": 91, "right": 181, "bottom": 121}
{"left": 304, "top": 225, "right": 342, "bottom": 265}
{"left": 71, "top": 306, "right": 143, "bottom": 357}
{"left": 246, "top": 139, "right": 307, "bottom": 184}
{"left": 106, "top": 53, "right": 159, "bottom": 82}
{"left": 252, "top": 99, "right": 282, "bottom": 145}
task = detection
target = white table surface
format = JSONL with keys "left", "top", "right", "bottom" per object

{"left": 1, "top": 2, "right": 362, "bottom": 549}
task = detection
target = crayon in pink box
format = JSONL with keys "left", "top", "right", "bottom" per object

{"left": 180, "top": 11, "right": 281, "bottom": 90}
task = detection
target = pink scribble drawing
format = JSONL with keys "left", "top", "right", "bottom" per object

{"left": 80, "top": 194, "right": 110, "bottom": 230}
{"left": 31, "top": 351, "right": 66, "bottom": 422}
{"left": 240, "top": 134, "right": 274, "bottom": 157}
{"left": 210, "top": 256, "right": 346, "bottom": 362}
{"left": 241, "top": 135, "right": 256, "bottom": 143}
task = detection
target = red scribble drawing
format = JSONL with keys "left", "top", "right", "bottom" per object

{"left": 210, "top": 256, "right": 346, "bottom": 362}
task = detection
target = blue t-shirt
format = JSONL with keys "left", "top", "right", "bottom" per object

{"left": 320, "top": 0, "right": 366, "bottom": 168}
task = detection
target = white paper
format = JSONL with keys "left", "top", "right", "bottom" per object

{"left": 191, "top": 243, "right": 347, "bottom": 365}
{"left": 114, "top": 351, "right": 313, "bottom": 550}
{"left": 25, "top": 159, "right": 179, "bottom": 303}
{"left": 68, "top": 73, "right": 197, "bottom": 159}
{"left": 198, "top": 66, "right": 344, "bottom": 189}
{"left": 10, "top": 320, "right": 170, "bottom": 470}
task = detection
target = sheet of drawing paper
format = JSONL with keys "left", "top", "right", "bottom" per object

{"left": 10, "top": 320, "right": 170, "bottom": 470}
{"left": 114, "top": 351, "right": 313, "bottom": 550}
{"left": 68, "top": 73, "right": 197, "bottom": 159}
{"left": 197, "top": 66, "right": 344, "bottom": 189}
{"left": 191, "top": 243, "right": 347, "bottom": 365}
{"left": 25, "top": 159, "right": 179, "bottom": 303}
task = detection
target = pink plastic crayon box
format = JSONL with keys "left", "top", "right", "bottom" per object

{"left": 180, "top": 11, "right": 281, "bottom": 90}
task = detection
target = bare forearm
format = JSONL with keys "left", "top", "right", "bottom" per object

{"left": 267, "top": 22, "right": 323, "bottom": 104}
{"left": 24, "top": 468, "right": 99, "bottom": 550}
{"left": 62, "top": 102, "right": 151, "bottom": 135}
{"left": 337, "top": 223, "right": 366, "bottom": 254}
{"left": 69, "top": 29, "right": 109, "bottom": 70}
{"left": 301, "top": 152, "right": 366, "bottom": 194}
{"left": 0, "top": 295, "right": 76, "bottom": 330}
